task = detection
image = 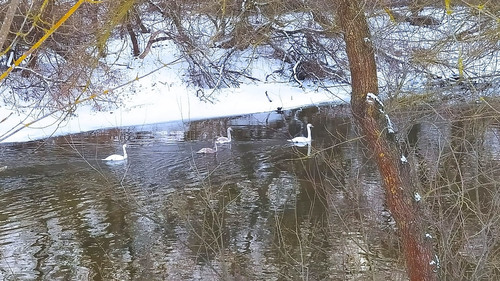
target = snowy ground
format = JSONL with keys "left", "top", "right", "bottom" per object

{"left": 0, "top": 61, "right": 350, "bottom": 143}
{"left": 0, "top": 11, "right": 358, "bottom": 144}
{"left": 0, "top": 17, "right": 355, "bottom": 144}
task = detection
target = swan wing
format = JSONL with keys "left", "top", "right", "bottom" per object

{"left": 216, "top": 137, "right": 230, "bottom": 143}
{"left": 291, "top": 142, "right": 309, "bottom": 147}
{"left": 197, "top": 148, "right": 209, "bottom": 154}
{"left": 288, "top": 137, "right": 309, "bottom": 143}
{"left": 103, "top": 154, "right": 126, "bottom": 161}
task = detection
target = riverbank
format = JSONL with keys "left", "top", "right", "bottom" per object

{"left": 0, "top": 78, "right": 349, "bottom": 143}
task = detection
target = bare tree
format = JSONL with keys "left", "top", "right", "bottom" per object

{"left": 336, "top": 0, "right": 437, "bottom": 280}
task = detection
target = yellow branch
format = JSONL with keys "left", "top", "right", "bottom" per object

{"left": 384, "top": 7, "right": 396, "bottom": 24}
{"left": 445, "top": 0, "right": 452, "bottom": 15}
{"left": 458, "top": 55, "right": 464, "bottom": 78}
{"left": 0, "top": 0, "right": 90, "bottom": 82}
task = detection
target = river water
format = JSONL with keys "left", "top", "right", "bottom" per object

{"left": 1, "top": 103, "right": 500, "bottom": 280}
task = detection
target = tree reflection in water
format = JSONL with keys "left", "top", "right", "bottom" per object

{"left": 0, "top": 104, "right": 499, "bottom": 280}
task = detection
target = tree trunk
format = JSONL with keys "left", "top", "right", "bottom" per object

{"left": 126, "top": 20, "right": 140, "bottom": 57}
{"left": 0, "top": 0, "right": 22, "bottom": 52}
{"left": 336, "top": 0, "right": 437, "bottom": 280}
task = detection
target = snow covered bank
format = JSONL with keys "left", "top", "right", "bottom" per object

{"left": 0, "top": 77, "right": 349, "bottom": 143}
{"left": 0, "top": 16, "right": 351, "bottom": 144}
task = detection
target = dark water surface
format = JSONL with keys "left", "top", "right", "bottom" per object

{"left": 1, "top": 103, "right": 500, "bottom": 280}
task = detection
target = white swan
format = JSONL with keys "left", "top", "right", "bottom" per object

{"left": 288, "top": 123, "right": 314, "bottom": 144}
{"left": 197, "top": 141, "right": 218, "bottom": 154}
{"left": 216, "top": 127, "right": 233, "bottom": 144}
{"left": 103, "top": 144, "right": 128, "bottom": 161}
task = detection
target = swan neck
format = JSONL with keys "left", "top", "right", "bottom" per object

{"left": 227, "top": 128, "right": 232, "bottom": 141}
{"left": 123, "top": 145, "right": 128, "bottom": 158}
{"left": 306, "top": 126, "right": 312, "bottom": 141}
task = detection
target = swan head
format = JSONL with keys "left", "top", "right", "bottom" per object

{"left": 307, "top": 124, "right": 314, "bottom": 128}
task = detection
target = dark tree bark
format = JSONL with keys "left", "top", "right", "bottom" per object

{"left": 126, "top": 20, "right": 140, "bottom": 57}
{"left": 336, "top": 0, "right": 437, "bottom": 280}
{"left": 132, "top": 7, "right": 149, "bottom": 33}
{"left": 125, "top": 7, "right": 148, "bottom": 57}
